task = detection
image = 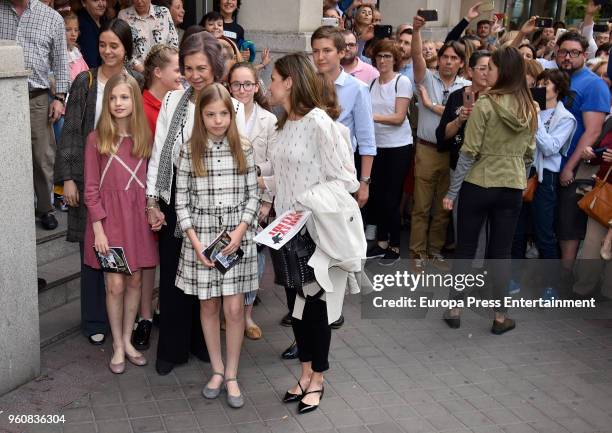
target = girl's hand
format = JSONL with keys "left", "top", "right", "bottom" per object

{"left": 603, "top": 149, "right": 612, "bottom": 163}
{"left": 193, "top": 238, "right": 215, "bottom": 268}
{"left": 257, "top": 176, "right": 266, "bottom": 191}
{"left": 442, "top": 197, "right": 454, "bottom": 211}
{"left": 582, "top": 146, "right": 596, "bottom": 161}
{"left": 147, "top": 207, "right": 166, "bottom": 231}
{"left": 221, "top": 224, "right": 247, "bottom": 256}
{"left": 259, "top": 201, "right": 272, "bottom": 223}
{"left": 520, "top": 16, "right": 537, "bottom": 35}
{"left": 94, "top": 231, "right": 110, "bottom": 256}
{"left": 63, "top": 180, "right": 79, "bottom": 207}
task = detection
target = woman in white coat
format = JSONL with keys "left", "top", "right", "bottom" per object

{"left": 228, "top": 61, "right": 277, "bottom": 340}
{"left": 146, "top": 31, "right": 245, "bottom": 376}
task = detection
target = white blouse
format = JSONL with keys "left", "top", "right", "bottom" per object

{"left": 267, "top": 108, "right": 359, "bottom": 214}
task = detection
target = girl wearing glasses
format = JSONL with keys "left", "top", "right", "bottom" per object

{"left": 227, "top": 62, "right": 277, "bottom": 340}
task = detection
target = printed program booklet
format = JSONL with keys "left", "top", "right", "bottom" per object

{"left": 94, "top": 246, "right": 132, "bottom": 275}
{"left": 253, "top": 210, "right": 311, "bottom": 250}
{"left": 203, "top": 230, "right": 244, "bottom": 274}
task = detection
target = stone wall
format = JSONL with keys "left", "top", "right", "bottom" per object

{"left": 0, "top": 41, "right": 41, "bottom": 395}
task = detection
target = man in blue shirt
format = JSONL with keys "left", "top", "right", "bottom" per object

{"left": 311, "top": 26, "right": 376, "bottom": 210}
{"left": 555, "top": 32, "right": 610, "bottom": 275}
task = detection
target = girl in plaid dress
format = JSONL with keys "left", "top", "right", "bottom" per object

{"left": 175, "top": 83, "right": 260, "bottom": 409}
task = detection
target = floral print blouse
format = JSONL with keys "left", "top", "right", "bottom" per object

{"left": 118, "top": 4, "right": 178, "bottom": 67}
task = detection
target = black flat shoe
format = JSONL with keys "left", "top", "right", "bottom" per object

{"left": 280, "top": 313, "right": 292, "bottom": 327}
{"left": 155, "top": 358, "right": 174, "bottom": 376}
{"left": 253, "top": 295, "right": 261, "bottom": 306}
{"left": 88, "top": 333, "right": 105, "bottom": 346}
{"left": 40, "top": 212, "right": 58, "bottom": 230}
{"left": 330, "top": 315, "right": 344, "bottom": 329}
{"left": 281, "top": 341, "right": 299, "bottom": 360}
{"left": 491, "top": 318, "right": 516, "bottom": 335}
{"left": 132, "top": 319, "right": 152, "bottom": 350}
{"left": 283, "top": 381, "right": 305, "bottom": 403}
{"left": 443, "top": 311, "right": 460, "bottom": 329}
{"left": 298, "top": 387, "right": 324, "bottom": 414}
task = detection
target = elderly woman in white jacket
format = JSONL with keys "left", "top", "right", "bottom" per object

{"left": 146, "top": 31, "right": 245, "bottom": 376}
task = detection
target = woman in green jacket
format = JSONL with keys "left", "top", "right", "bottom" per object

{"left": 442, "top": 46, "right": 537, "bottom": 335}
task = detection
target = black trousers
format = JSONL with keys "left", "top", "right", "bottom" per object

{"left": 79, "top": 242, "right": 108, "bottom": 336}
{"left": 292, "top": 296, "right": 331, "bottom": 372}
{"left": 156, "top": 182, "right": 209, "bottom": 364}
{"left": 371, "top": 145, "right": 412, "bottom": 247}
{"left": 452, "top": 182, "right": 523, "bottom": 313}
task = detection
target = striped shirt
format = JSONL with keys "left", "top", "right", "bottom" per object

{"left": 0, "top": 0, "right": 69, "bottom": 93}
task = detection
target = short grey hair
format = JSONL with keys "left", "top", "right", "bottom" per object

{"left": 178, "top": 31, "right": 225, "bottom": 83}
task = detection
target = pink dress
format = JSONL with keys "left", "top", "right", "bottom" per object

{"left": 83, "top": 132, "right": 158, "bottom": 271}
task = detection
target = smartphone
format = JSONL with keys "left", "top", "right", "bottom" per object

{"left": 594, "top": 23, "right": 609, "bottom": 32}
{"left": 535, "top": 17, "right": 553, "bottom": 28}
{"left": 479, "top": 1, "right": 495, "bottom": 12}
{"left": 321, "top": 17, "right": 339, "bottom": 27}
{"left": 418, "top": 9, "right": 438, "bottom": 22}
{"left": 373, "top": 24, "right": 393, "bottom": 39}
{"left": 463, "top": 89, "right": 474, "bottom": 109}
{"left": 594, "top": 147, "right": 608, "bottom": 155}
{"left": 531, "top": 87, "right": 546, "bottom": 111}
{"left": 555, "top": 28, "right": 567, "bottom": 41}
{"left": 494, "top": 13, "right": 505, "bottom": 21}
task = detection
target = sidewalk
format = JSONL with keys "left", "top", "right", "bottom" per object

{"left": 2, "top": 263, "right": 612, "bottom": 433}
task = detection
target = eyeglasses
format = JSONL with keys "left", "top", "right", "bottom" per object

{"left": 557, "top": 49, "right": 583, "bottom": 58}
{"left": 345, "top": 42, "right": 357, "bottom": 48}
{"left": 376, "top": 53, "right": 394, "bottom": 60}
{"left": 472, "top": 66, "right": 488, "bottom": 72}
{"left": 229, "top": 81, "right": 256, "bottom": 92}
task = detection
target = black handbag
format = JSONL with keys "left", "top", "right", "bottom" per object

{"left": 269, "top": 227, "right": 317, "bottom": 291}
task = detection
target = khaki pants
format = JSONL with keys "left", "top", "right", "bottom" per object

{"left": 573, "top": 217, "right": 612, "bottom": 297}
{"left": 30, "top": 91, "right": 55, "bottom": 215}
{"left": 409, "top": 142, "right": 450, "bottom": 256}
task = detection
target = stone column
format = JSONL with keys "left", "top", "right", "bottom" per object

{"left": 238, "top": 0, "right": 323, "bottom": 82}
{"left": 0, "top": 41, "right": 41, "bottom": 395}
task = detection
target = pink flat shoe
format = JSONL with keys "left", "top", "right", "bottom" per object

{"left": 109, "top": 360, "right": 126, "bottom": 374}
{"left": 126, "top": 353, "right": 148, "bottom": 366}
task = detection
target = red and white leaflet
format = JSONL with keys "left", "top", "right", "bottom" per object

{"left": 254, "top": 210, "right": 312, "bottom": 250}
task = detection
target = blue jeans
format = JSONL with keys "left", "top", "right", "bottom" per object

{"left": 533, "top": 169, "right": 560, "bottom": 259}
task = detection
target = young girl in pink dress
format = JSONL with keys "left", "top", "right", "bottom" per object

{"left": 84, "top": 73, "right": 158, "bottom": 374}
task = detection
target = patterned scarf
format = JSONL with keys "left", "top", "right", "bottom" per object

{"left": 154, "top": 87, "right": 194, "bottom": 204}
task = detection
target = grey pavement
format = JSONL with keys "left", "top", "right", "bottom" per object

{"left": 2, "top": 262, "right": 612, "bottom": 433}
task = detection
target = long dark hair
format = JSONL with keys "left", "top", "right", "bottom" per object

{"left": 228, "top": 62, "right": 270, "bottom": 110}
{"left": 100, "top": 18, "right": 134, "bottom": 62}
{"left": 488, "top": 46, "right": 538, "bottom": 132}
{"left": 273, "top": 53, "right": 323, "bottom": 130}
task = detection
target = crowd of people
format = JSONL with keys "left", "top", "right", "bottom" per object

{"left": 2, "top": 0, "right": 612, "bottom": 415}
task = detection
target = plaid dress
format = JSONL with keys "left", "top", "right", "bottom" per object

{"left": 175, "top": 138, "right": 260, "bottom": 300}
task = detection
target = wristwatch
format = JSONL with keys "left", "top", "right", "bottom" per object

{"left": 255, "top": 165, "right": 262, "bottom": 177}
{"left": 359, "top": 176, "right": 371, "bottom": 185}
{"left": 53, "top": 94, "right": 66, "bottom": 105}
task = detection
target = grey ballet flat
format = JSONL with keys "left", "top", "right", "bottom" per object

{"left": 225, "top": 377, "right": 244, "bottom": 408}
{"left": 202, "top": 372, "right": 224, "bottom": 399}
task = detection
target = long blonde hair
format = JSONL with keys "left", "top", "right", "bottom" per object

{"left": 97, "top": 73, "right": 152, "bottom": 158}
{"left": 190, "top": 83, "right": 247, "bottom": 177}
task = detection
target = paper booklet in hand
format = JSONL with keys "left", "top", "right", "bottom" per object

{"left": 94, "top": 246, "right": 133, "bottom": 275}
{"left": 254, "top": 210, "right": 312, "bottom": 250}
{"left": 203, "top": 230, "right": 244, "bottom": 274}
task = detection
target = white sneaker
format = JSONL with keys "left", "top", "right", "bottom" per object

{"left": 365, "top": 225, "right": 377, "bottom": 241}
